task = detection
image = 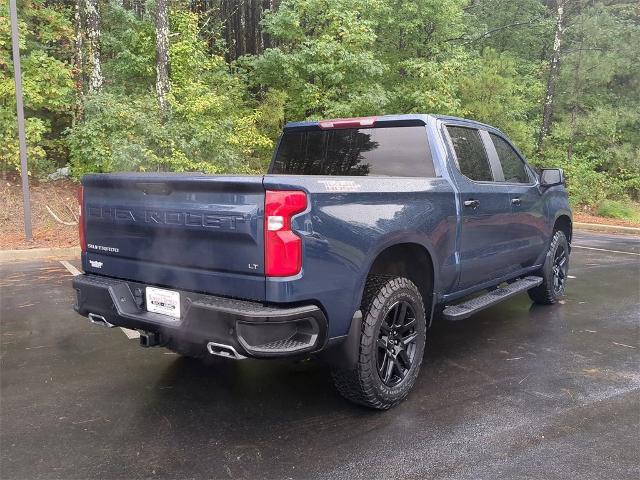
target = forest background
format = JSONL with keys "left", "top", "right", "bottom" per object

{"left": 1, "top": 0, "right": 639, "bottom": 218}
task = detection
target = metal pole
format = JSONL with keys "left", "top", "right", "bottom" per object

{"left": 9, "top": 0, "right": 33, "bottom": 242}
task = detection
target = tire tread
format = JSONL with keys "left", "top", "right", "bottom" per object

{"left": 528, "top": 230, "right": 568, "bottom": 305}
{"left": 331, "top": 275, "right": 426, "bottom": 409}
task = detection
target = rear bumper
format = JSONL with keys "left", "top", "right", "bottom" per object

{"left": 72, "top": 274, "right": 327, "bottom": 359}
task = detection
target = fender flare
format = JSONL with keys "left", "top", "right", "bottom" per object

{"left": 350, "top": 233, "right": 439, "bottom": 325}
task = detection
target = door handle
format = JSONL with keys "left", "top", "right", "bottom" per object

{"left": 511, "top": 197, "right": 522, "bottom": 206}
{"left": 464, "top": 199, "right": 480, "bottom": 209}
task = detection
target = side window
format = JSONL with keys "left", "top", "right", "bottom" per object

{"left": 490, "top": 133, "right": 530, "bottom": 183}
{"left": 446, "top": 126, "right": 493, "bottom": 182}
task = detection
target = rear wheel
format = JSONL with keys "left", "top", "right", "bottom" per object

{"left": 331, "top": 276, "right": 427, "bottom": 409}
{"left": 528, "top": 230, "right": 570, "bottom": 305}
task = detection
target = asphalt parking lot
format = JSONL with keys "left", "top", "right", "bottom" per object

{"left": 1, "top": 231, "right": 638, "bottom": 479}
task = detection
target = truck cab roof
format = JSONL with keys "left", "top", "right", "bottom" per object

{"left": 284, "top": 114, "right": 503, "bottom": 135}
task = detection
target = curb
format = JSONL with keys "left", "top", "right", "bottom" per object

{"left": 0, "top": 246, "right": 80, "bottom": 263}
{"left": 574, "top": 222, "right": 640, "bottom": 235}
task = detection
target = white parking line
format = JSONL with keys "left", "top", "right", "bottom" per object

{"left": 120, "top": 328, "right": 141, "bottom": 339}
{"left": 59, "top": 260, "right": 140, "bottom": 339}
{"left": 573, "top": 245, "right": 640, "bottom": 257}
{"left": 59, "top": 260, "right": 82, "bottom": 276}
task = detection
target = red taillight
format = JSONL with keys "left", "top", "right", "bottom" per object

{"left": 318, "top": 116, "right": 377, "bottom": 129}
{"left": 264, "top": 190, "right": 307, "bottom": 277}
{"left": 78, "top": 186, "right": 86, "bottom": 253}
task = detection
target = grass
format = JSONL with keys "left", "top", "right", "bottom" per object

{"left": 596, "top": 200, "right": 640, "bottom": 221}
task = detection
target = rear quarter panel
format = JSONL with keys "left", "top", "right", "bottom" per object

{"left": 542, "top": 185, "right": 573, "bottom": 249}
{"left": 263, "top": 175, "right": 457, "bottom": 337}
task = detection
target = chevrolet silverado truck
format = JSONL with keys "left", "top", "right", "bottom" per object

{"left": 72, "top": 114, "right": 572, "bottom": 409}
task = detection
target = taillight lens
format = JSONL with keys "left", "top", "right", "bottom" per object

{"left": 264, "top": 190, "right": 307, "bottom": 277}
{"left": 318, "top": 116, "right": 377, "bottom": 129}
{"left": 78, "top": 186, "right": 86, "bottom": 253}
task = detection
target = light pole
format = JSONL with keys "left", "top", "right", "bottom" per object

{"left": 9, "top": 0, "right": 33, "bottom": 242}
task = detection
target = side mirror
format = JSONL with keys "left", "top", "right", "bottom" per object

{"left": 540, "top": 168, "right": 565, "bottom": 188}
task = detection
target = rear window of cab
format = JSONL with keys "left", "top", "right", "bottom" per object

{"left": 271, "top": 126, "right": 435, "bottom": 177}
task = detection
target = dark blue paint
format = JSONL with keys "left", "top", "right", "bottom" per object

{"left": 80, "top": 114, "right": 571, "bottom": 340}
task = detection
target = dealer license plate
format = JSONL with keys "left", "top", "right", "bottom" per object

{"left": 145, "top": 287, "right": 181, "bottom": 319}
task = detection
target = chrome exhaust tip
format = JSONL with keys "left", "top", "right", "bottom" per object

{"left": 206, "top": 342, "right": 246, "bottom": 360}
{"left": 88, "top": 313, "right": 115, "bottom": 328}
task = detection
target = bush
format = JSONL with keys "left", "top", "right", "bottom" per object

{"left": 67, "top": 10, "right": 275, "bottom": 179}
{"left": 596, "top": 200, "right": 640, "bottom": 221}
{"left": 67, "top": 90, "right": 273, "bottom": 178}
{"left": 0, "top": 1, "right": 74, "bottom": 178}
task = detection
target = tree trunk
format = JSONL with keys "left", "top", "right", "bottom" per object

{"left": 84, "top": 0, "right": 103, "bottom": 94}
{"left": 537, "top": 1, "right": 564, "bottom": 153}
{"left": 135, "top": 0, "right": 145, "bottom": 18}
{"left": 155, "top": 0, "right": 171, "bottom": 117}
{"left": 246, "top": 0, "right": 257, "bottom": 55}
{"left": 73, "top": 0, "right": 84, "bottom": 122}
{"left": 262, "top": 0, "right": 272, "bottom": 49}
{"left": 233, "top": 0, "right": 245, "bottom": 58}
{"left": 222, "top": 0, "right": 236, "bottom": 61}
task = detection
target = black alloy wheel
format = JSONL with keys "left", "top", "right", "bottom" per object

{"left": 376, "top": 301, "right": 418, "bottom": 387}
{"left": 529, "top": 229, "right": 570, "bottom": 305}
{"left": 331, "top": 276, "right": 428, "bottom": 409}
{"left": 552, "top": 243, "right": 568, "bottom": 295}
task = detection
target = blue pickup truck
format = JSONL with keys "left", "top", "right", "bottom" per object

{"left": 72, "top": 114, "right": 571, "bottom": 409}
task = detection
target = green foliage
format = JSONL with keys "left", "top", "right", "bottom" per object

{"left": 388, "top": 56, "right": 464, "bottom": 115}
{"left": 596, "top": 200, "right": 640, "bottom": 222}
{"left": 549, "top": 155, "right": 621, "bottom": 207}
{"left": 100, "top": 3, "right": 156, "bottom": 93}
{"left": 457, "top": 49, "right": 542, "bottom": 156}
{"left": 0, "top": 0, "right": 74, "bottom": 177}
{"left": 544, "top": 1, "right": 640, "bottom": 203}
{"left": 244, "top": 0, "right": 387, "bottom": 119}
{"left": 2, "top": 0, "right": 638, "bottom": 209}
{"left": 461, "top": 0, "right": 550, "bottom": 61}
{"left": 68, "top": 7, "right": 272, "bottom": 178}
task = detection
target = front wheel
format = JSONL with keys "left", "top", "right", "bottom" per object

{"left": 331, "top": 276, "right": 427, "bottom": 410}
{"left": 528, "top": 230, "right": 570, "bottom": 305}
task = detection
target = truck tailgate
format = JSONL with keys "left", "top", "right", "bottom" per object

{"left": 81, "top": 174, "right": 265, "bottom": 300}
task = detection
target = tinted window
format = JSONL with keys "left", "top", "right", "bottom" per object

{"left": 490, "top": 133, "right": 530, "bottom": 183}
{"left": 446, "top": 126, "right": 493, "bottom": 181}
{"left": 271, "top": 126, "right": 435, "bottom": 177}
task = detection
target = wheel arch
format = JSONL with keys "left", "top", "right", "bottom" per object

{"left": 358, "top": 241, "right": 436, "bottom": 327}
{"left": 554, "top": 214, "right": 573, "bottom": 247}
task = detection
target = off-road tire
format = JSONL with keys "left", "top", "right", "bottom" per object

{"left": 331, "top": 276, "right": 427, "bottom": 410}
{"left": 528, "top": 230, "right": 570, "bottom": 305}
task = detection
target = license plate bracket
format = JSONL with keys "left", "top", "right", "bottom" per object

{"left": 145, "top": 286, "right": 181, "bottom": 319}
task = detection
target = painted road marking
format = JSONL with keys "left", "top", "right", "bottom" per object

{"left": 59, "top": 260, "right": 140, "bottom": 340}
{"left": 120, "top": 328, "right": 141, "bottom": 339}
{"left": 612, "top": 342, "right": 636, "bottom": 349}
{"left": 59, "top": 260, "right": 82, "bottom": 276}
{"left": 573, "top": 245, "right": 640, "bottom": 257}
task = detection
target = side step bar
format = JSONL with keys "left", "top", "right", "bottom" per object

{"left": 443, "top": 276, "right": 543, "bottom": 321}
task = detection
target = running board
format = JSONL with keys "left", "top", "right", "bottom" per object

{"left": 443, "top": 276, "right": 543, "bottom": 321}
